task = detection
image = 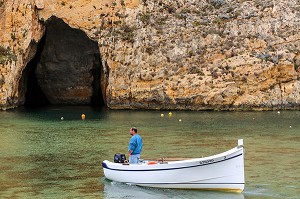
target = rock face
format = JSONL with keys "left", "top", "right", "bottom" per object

{"left": 0, "top": 0, "right": 300, "bottom": 110}
{"left": 0, "top": 0, "right": 44, "bottom": 109}
{"left": 36, "top": 17, "right": 101, "bottom": 105}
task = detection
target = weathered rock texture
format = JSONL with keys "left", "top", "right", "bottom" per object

{"left": 0, "top": 0, "right": 300, "bottom": 110}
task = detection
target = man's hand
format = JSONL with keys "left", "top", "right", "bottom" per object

{"left": 128, "top": 150, "right": 133, "bottom": 157}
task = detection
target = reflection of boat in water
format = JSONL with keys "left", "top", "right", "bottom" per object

{"left": 102, "top": 139, "right": 245, "bottom": 192}
{"left": 102, "top": 179, "right": 245, "bottom": 199}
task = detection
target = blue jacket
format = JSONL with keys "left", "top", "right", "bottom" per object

{"left": 128, "top": 134, "right": 143, "bottom": 155}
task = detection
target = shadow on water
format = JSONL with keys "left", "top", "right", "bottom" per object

{"left": 101, "top": 178, "right": 245, "bottom": 199}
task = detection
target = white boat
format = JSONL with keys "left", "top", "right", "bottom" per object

{"left": 102, "top": 139, "right": 245, "bottom": 192}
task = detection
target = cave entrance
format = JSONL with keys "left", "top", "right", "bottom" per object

{"left": 20, "top": 16, "right": 104, "bottom": 107}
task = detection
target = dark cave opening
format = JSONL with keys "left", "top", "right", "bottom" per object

{"left": 90, "top": 54, "right": 104, "bottom": 107}
{"left": 22, "top": 35, "right": 50, "bottom": 107}
{"left": 21, "top": 16, "right": 105, "bottom": 107}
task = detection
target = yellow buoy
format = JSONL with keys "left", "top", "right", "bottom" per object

{"left": 179, "top": 119, "right": 182, "bottom": 122}
{"left": 81, "top": 114, "right": 86, "bottom": 120}
{"left": 168, "top": 112, "right": 172, "bottom": 117}
{"left": 61, "top": 117, "right": 64, "bottom": 120}
{"left": 160, "top": 113, "right": 164, "bottom": 117}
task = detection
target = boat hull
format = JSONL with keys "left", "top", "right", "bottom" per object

{"left": 102, "top": 146, "right": 244, "bottom": 192}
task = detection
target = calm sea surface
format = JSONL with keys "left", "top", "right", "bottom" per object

{"left": 0, "top": 106, "right": 299, "bottom": 198}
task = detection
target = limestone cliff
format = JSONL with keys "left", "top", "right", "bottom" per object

{"left": 0, "top": 0, "right": 300, "bottom": 110}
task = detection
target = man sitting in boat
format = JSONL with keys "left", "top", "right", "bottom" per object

{"left": 128, "top": 127, "right": 143, "bottom": 164}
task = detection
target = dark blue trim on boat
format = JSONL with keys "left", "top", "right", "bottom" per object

{"left": 102, "top": 162, "right": 108, "bottom": 169}
{"left": 102, "top": 153, "right": 243, "bottom": 172}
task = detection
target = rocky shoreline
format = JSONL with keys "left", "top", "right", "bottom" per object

{"left": 1, "top": 0, "right": 300, "bottom": 111}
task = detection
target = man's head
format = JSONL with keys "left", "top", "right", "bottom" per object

{"left": 130, "top": 127, "right": 138, "bottom": 136}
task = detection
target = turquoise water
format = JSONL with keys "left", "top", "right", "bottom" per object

{"left": 0, "top": 106, "right": 299, "bottom": 198}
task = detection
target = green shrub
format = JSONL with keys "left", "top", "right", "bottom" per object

{"left": 294, "top": 63, "right": 299, "bottom": 71}
{"left": 120, "top": 0, "right": 125, "bottom": 6}
{"left": 113, "top": 20, "right": 122, "bottom": 25}
{"left": 0, "top": 75, "right": 4, "bottom": 85}
{"left": 0, "top": 46, "right": 17, "bottom": 64}
{"left": 189, "top": 66, "right": 204, "bottom": 76}
{"left": 10, "top": 33, "right": 16, "bottom": 41}
{"left": 139, "top": 12, "right": 151, "bottom": 25}
{"left": 145, "top": 47, "right": 153, "bottom": 55}
{"left": 119, "top": 24, "right": 135, "bottom": 43}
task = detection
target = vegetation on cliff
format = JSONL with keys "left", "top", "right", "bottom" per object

{"left": 0, "top": 46, "right": 16, "bottom": 65}
{"left": 0, "top": 0, "right": 300, "bottom": 110}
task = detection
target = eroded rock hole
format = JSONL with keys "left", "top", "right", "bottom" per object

{"left": 22, "top": 16, "right": 104, "bottom": 107}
